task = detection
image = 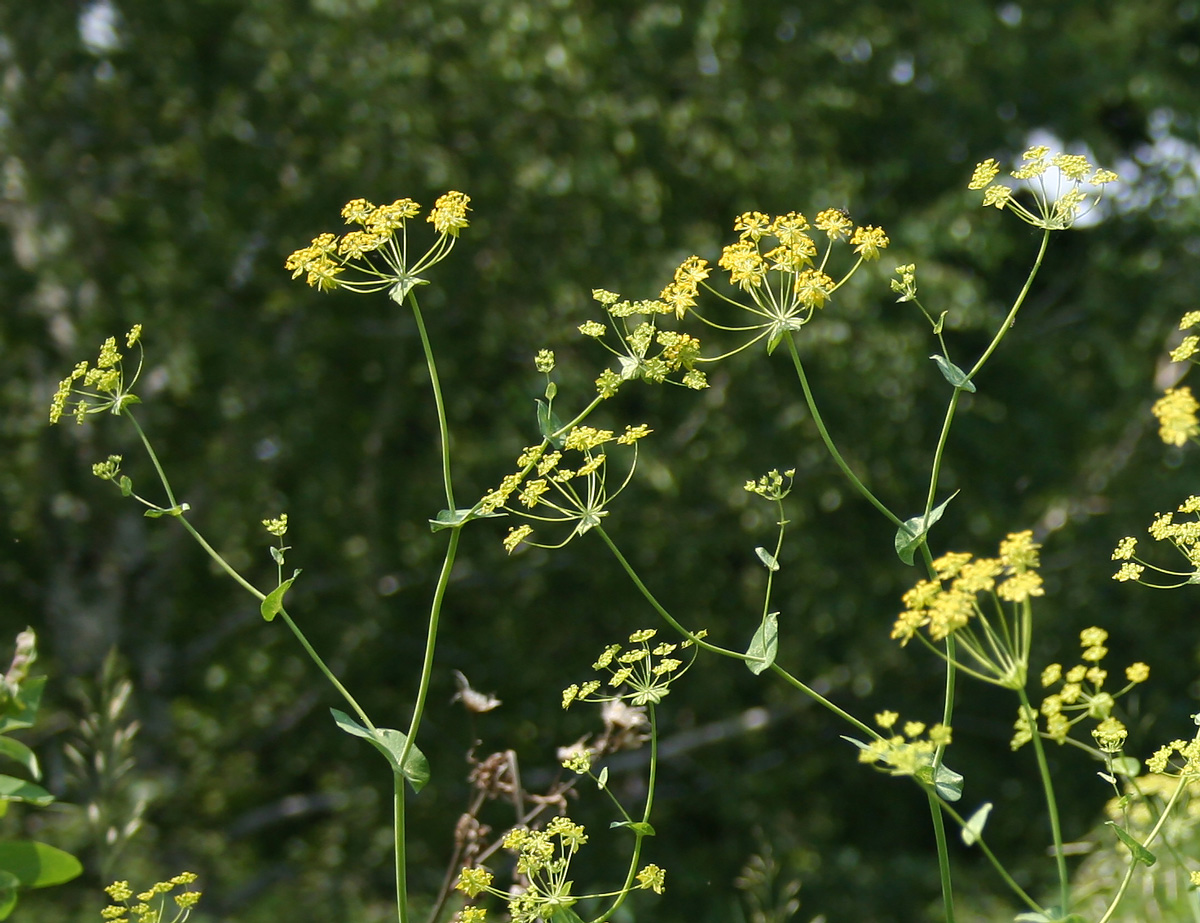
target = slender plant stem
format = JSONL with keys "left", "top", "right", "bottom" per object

{"left": 966, "top": 230, "right": 1051, "bottom": 381}
{"left": 395, "top": 774, "right": 407, "bottom": 923}
{"left": 408, "top": 291, "right": 456, "bottom": 512}
{"left": 928, "top": 790, "right": 956, "bottom": 923}
{"left": 936, "top": 799, "right": 1044, "bottom": 913}
{"left": 125, "top": 410, "right": 179, "bottom": 510}
{"left": 593, "top": 706, "right": 658, "bottom": 923}
{"left": 1017, "top": 688, "right": 1071, "bottom": 913}
{"left": 784, "top": 335, "right": 903, "bottom": 528}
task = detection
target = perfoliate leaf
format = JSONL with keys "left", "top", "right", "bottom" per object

{"left": 549, "top": 907, "right": 586, "bottom": 923}
{"left": 1106, "top": 821, "right": 1156, "bottom": 866}
{"left": 962, "top": 802, "right": 992, "bottom": 846}
{"left": 609, "top": 820, "right": 655, "bottom": 836}
{"left": 596, "top": 766, "right": 609, "bottom": 789}
{"left": 754, "top": 546, "right": 780, "bottom": 572}
{"left": 536, "top": 398, "right": 566, "bottom": 448}
{"left": 429, "top": 507, "right": 504, "bottom": 532}
{"left": 766, "top": 328, "right": 785, "bottom": 356}
{"left": 545, "top": 381, "right": 557, "bottom": 400}
{"left": 330, "top": 709, "right": 431, "bottom": 793}
{"left": 929, "top": 354, "right": 976, "bottom": 392}
{"left": 745, "top": 612, "right": 779, "bottom": 675}
{"left": 894, "top": 492, "right": 960, "bottom": 565}
{"left": 118, "top": 475, "right": 133, "bottom": 497}
{"left": 260, "top": 570, "right": 301, "bottom": 622}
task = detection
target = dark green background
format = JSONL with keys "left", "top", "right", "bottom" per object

{"left": 3, "top": 1, "right": 1200, "bottom": 920}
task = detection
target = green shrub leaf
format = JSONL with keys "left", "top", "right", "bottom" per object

{"left": 260, "top": 570, "right": 301, "bottom": 622}
{"left": 894, "top": 492, "right": 959, "bottom": 565}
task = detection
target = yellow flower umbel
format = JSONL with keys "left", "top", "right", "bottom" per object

{"left": 284, "top": 193, "right": 470, "bottom": 302}
{"left": 480, "top": 423, "right": 654, "bottom": 553}
{"left": 892, "top": 531, "right": 1044, "bottom": 689}
{"left": 562, "top": 628, "right": 702, "bottom": 709}
{"left": 856, "top": 710, "right": 953, "bottom": 778}
{"left": 453, "top": 817, "right": 665, "bottom": 923}
{"left": 968, "top": 146, "right": 1117, "bottom": 230}
{"left": 671, "top": 209, "right": 888, "bottom": 359}
{"left": 101, "top": 872, "right": 201, "bottom": 923}
{"left": 1111, "top": 495, "right": 1200, "bottom": 587}
{"left": 581, "top": 288, "right": 709, "bottom": 397}
{"left": 1151, "top": 386, "right": 1200, "bottom": 446}
{"left": 49, "top": 325, "right": 144, "bottom": 425}
{"left": 1168, "top": 311, "right": 1200, "bottom": 364}
{"left": 1011, "top": 627, "right": 1147, "bottom": 756}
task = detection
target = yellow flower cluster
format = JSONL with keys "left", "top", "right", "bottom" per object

{"left": 284, "top": 193, "right": 469, "bottom": 299}
{"left": 744, "top": 468, "right": 796, "bottom": 500}
{"left": 856, "top": 710, "right": 953, "bottom": 777}
{"left": 562, "top": 628, "right": 700, "bottom": 708}
{"left": 1011, "top": 627, "right": 1147, "bottom": 752}
{"left": 102, "top": 873, "right": 200, "bottom": 923}
{"left": 454, "top": 815, "right": 657, "bottom": 923}
{"left": 968, "top": 146, "right": 1117, "bottom": 230}
{"left": 584, "top": 288, "right": 708, "bottom": 395}
{"left": 1169, "top": 311, "right": 1200, "bottom": 363}
{"left": 50, "top": 326, "right": 143, "bottom": 425}
{"left": 1112, "top": 495, "right": 1200, "bottom": 587}
{"left": 480, "top": 424, "right": 654, "bottom": 553}
{"left": 1152, "top": 386, "right": 1200, "bottom": 446}
{"left": 892, "top": 532, "right": 1043, "bottom": 688}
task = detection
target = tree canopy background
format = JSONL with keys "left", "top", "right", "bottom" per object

{"left": 3, "top": 1, "right": 1200, "bottom": 921}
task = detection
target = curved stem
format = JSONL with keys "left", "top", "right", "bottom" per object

{"left": 965, "top": 230, "right": 1052, "bottom": 381}
{"left": 784, "top": 335, "right": 903, "bottom": 528}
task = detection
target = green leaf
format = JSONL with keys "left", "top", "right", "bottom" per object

{"left": 932, "top": 311, "right": 947, "bottom": 335}
{"left": 1108, "top": 756, "right": 1141, "bottom": 778}
{"left": 766, "top": 327, "right": 785, "bottom": 356}
{"left": 0, "top": 740, "right": 38, "bottom": 781}
{"left": 260, "top": 570, "right": 301, "bottom": 622}
{"left": 0, "top": 677, "right": 44, "bottom": 735}
{"left": 118, "top": 475, "right": 133, "bottom": 497}
{"left": 609, "top": 820, "right": 655, "bottom": 836}
{"left": 596, "top": 766, "right": 608, "bottom": 789}
{"left": 754, "top": 546, "right": 780, "bottom": 572}
{"left": 429, "top": 507, "right": 504, "bottom": 533}
{"left": 894, "top": 491, "right": 960, "bottom": 565}
{"left": 745, "top": 612, "right": 778, "bottom": 675}
{"left": 929, "top": 761, "right": 964, "bottom": 802}
{"left": 0, "top": 841, "right": 82, "bottom": 889}
{"left": 330, "top": 709, "right": 430, "bottom": 793}
{"left": 1106, "top": 821, "right": 1156, "bottom": 866}
{"left": 144, "top": 502, "right": 190, "bottom": 519}
{"left": 961, "top": 802, "right": 992, "bottom": 846}
{"left": 545, "top": 380, "right": 557, "bottom": 400}
{"left": 0, "top": 884, "right": 15, "bottom": 921}
{"left": 549, "top": 907, "right": 586, "bottom": 923}
{"left": 536, "top": 399, "right": 566, "bottom": 448}
{"left": 929, "top": 354, "right": 976, "bottom": 392}
{"left": 0, "top": 776, "right": 52, "bottom": 807}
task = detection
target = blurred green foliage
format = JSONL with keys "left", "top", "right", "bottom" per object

{"left": 3, "top": 1, "right": 1200, "bottom": 921}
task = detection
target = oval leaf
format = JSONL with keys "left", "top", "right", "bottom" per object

{"left": 929, "top": 354, "right": 976, "bottom": 393}
{"left": 260, "top": 570, "right": 301, "bottom": 622}
{"left": 894, "top": 491, "right": 960, "bottom": 565}
{"left": 0, "top": 841, "right": 82, "bottom": 888}
{"left": 330, "top": 709, "right": 431, "bottom": 793}
{"left": 0, "top": 740, "right": 38, "bottom": 781}
{"left": 745, "top": 612, "right": 779, "bottom": 675}
{"left": 961, "top": 801, "right": 992, "bottom": 846}
{"left": 0, "top": 776, "right": 52, "bottom": 807}
{"left": 1106, "top": 821, "right": 1156, "bottom": 866}
{"left": 754, "top": 546, "right": 780, "bottom": 572}
{"left": 536, "top": 399, "right": 566, "bottom": 448}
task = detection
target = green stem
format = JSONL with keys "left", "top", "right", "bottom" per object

{"left": 784, "top": 335, "right": 902, "bottom": 528}
{"left": 965, "top": 230, "right": 1051, "bottom": 381}
{"left": 928, "top": 790, "right": 956, "bottom": 923}
{"left": 1096, "top": 772, "right": 1190, "bottom": 923}
{"left": 407, "top": 291, "right": 456, "bottom": 512}
{"left": 592, "top": 706, "right": 658, "bottom": 923}
{"left": 395, "top": 774, "right": 407, "bottom": 923}
{"left": 1017, "top": 688, "right": 1071, "bottom": 913}
{"left": 936, "top": 799, "right": 1044, "bottom": 913}
{"left": 124, "top": 410, "right": 179, "bottom": 510}
{"left": 595, "top": 526, "right": 878, "bottom": 740}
